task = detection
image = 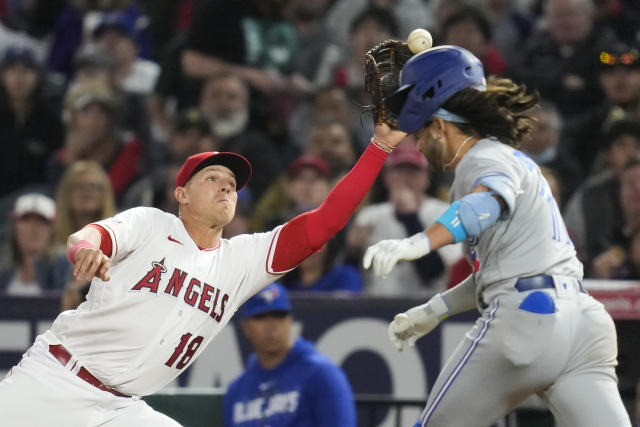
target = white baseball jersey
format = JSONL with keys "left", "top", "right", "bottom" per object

{"left": 46, "top": 207, "right": 287, "bottom": 396}
{"left": 449, "top": 138, "right": 583, "bottom": 297}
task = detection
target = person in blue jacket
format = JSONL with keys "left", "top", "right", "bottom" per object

{"left": 224, "top": 282, "right": 356, "bottom": 427}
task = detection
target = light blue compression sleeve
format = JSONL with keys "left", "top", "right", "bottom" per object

{"left": 436, "top": 192, "right": 501, "bottom": 243}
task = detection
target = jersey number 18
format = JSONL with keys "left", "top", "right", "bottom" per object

{"left": 165, "top": 332, "right": 204, "bottom": 369}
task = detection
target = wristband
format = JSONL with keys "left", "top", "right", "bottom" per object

{"left": 370, "top": 135, "right": 394, "bottom": 153}
{"left": 430, "top": 293, "right": 450, "bottom": 321}
{"left": 67, "top": 240, "right": 94, "bottom": 264}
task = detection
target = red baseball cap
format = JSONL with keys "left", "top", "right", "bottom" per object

{"left": 386, "top": 141, "right": 428, "bottom": 169}
{"left": 175, "top": 152, "right": 252, "bottom": 190}
{"left": 287, "top": 156, "right": 330, "bottom": 179}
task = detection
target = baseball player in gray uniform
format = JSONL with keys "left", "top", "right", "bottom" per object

{"left": 0, "top": 125, "right": 408, "bottom": 426}
{"left": 363, "top": 46, "right": 632, "bottom": 426}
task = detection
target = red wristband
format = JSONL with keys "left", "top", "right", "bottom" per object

{"left": 67, "top": 240, "right": 94, "bottom": 264}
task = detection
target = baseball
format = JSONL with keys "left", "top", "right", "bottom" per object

{"left": 407, "top": 28, "right": 433, "bottom": 54}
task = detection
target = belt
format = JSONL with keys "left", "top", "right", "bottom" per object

{"left": 515, "top": 275, "right": 586, "bottom": 294}
{"left": 48, "top": 345, "right": 130, "bottom": 398}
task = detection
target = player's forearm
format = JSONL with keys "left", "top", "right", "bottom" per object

{"left": 441, "top": 273, "right": 477, "bottom": 315}
{"left": 67, "top": 226, "right": 103, "bottom": 252}
{"left": 181, "top": 50, "right": 228, "bottom": 78}
{"left": 424, "top": 223, "right": 456, "bottom": 252}
{"left": 271, "top": 143, "right": 388, "bottom": 271}
{"left": 305, "top": 142, "right": 388, "bottom": 248}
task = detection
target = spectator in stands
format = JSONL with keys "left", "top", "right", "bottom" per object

{"left": 47, "top": 79, "right": 143, "bottom": 200}
{"left": 331, "top": 7, "right": 398, "bottom": 110}
{"left": 282, "top": 242, "right": 362, "bottom": 293}
{"left": 199, "top": 71, "right": 281, "bottom": 200}
{"left": 148, "top": 33, "right": 195, "bottom": 144}
{"left": 323, "top": 0, "right": 433, "bottom": 51}
{"left": 182, "top": 0, "right": 312, "bottom": 141}
{"left": 440, "top": 5, "right": 507, "bottom": 76}
{"left": 592, "top": 226, "right": 640, "bottom": 280}
{"left": 285, "top": 0, "right": 337, "bottom": 87}
{"left": 0, "top": 46, "right": 63, "bottom": 197}
{"left": 250, "top": 119, "right": 358, "bottom": 232}
{"left": 511, "top": 0, "right": 617, "bottom": 124}
{"left": 47, "top": 0, "right": 153, "bottom": 80}
{"left": 289, "top": 85, "right": 371, "bottom": 154}
{"left": 71, "top": 42, "right": 150, "bottom": 148}
{"left": 588, "top": 159, "right": 640, "bottom": 279}
{"left": 122, "top": 108, "right": 218, "bottom": 212}
{"left": 54, "top": 160, "right": 116, "bottom": 310}
{"left": 566, "top": 39, "right": 640, "bottom": 176}
{"left": 224, "top": 282, "right": 356, "bottom": 427}
{"left": 521, "top": 99, "right": 583, "bottom": 204}
{"left": 564, "top": 118, "right": 640, "bottom": 272}
{"left": 0, "top": 193, "right": 70, "bottom": 296}
{"left": 91, "top": 10, "right": 160, "bottom": 96}
{"left": 480, "top": 0, "right": 534, "bottom": 66}
{"left": 262, "top": 156, "right": 332, "bottom": 231}
{"left": 593, "top": 0, "right": 640, "bottom": 46}
{"left": 183, "top": 0, "right": 310, "bottom": 95}
{"left": 53, "top": 160, "right": 116, "bottom": 248}
{"left": 346, "top": 138, "right": 461, "bottom": 295}
{"left": 304, "top": 119, "right": 358, "bottom": 181}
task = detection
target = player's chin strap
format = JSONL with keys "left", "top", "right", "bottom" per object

{"left": 435, "top": 192, "right": 502, "bottom": 243}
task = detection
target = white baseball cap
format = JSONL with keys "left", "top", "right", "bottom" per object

{"left": 12, "top": 193, "right": 56, "bottom": 222}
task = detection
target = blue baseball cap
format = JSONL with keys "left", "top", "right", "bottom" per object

{"left": 93, "top": 11, "right": 147, "bottom": 43}
{"left": 241, "top": 283, "right": 292, "bottom": 318}
{"left": 1, "top": 46, "right": 38, "bottom": 70}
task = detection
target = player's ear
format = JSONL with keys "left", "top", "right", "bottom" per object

{"left": 174, "top": 186, "right": 188, "bottom": 204}
{"left": 433, "top": 117, "right": 446, "bottom": 132}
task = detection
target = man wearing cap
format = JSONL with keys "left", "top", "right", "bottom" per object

{"left": 48, "top": 79, "right": 143, "bottom": 199}
{"left": 0, "top": 123, "right": 407, "bottom": 425}
{"left": 565, "top": 39, "right": 640, "bottom": 176}
{"left": 92, "top": 11, "right": 159, "bottom": 96}
{"left": 347, "top": 138, "right": 461, "bottom": 295}
{"left": 224, "top": 282, "right": 356, "bottom": 426}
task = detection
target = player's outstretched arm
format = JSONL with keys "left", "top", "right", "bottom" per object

{"left": 388, "top": 274, "right": 476, "bottom": 351}
{"left": 67, "top": 226, "right": 111, "bottom": 283}
{"left": 364, "top": 185, "right": 504, "bottom": 278}
{"left": 270, "top": 125, "right": 407, "bottom": 272}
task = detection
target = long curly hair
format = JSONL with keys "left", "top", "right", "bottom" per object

{"left": 441, "top": 76, "right": 540, "bottom": 148}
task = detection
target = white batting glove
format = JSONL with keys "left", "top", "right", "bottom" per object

{"left": 363, "top": 232, "right": 431, "bottom": 278}
{"left": 388, "top": 293, "right": 449, "bottom": 351}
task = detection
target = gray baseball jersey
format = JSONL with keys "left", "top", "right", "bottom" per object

{"left": 449, "top": 138, "right": 583, "bottom": 297}
{"left": 417, "top": 138, "right": 630, "bottom": 426}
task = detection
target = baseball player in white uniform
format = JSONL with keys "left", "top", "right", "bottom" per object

{"left": 363, "top": 46, "right": 632, "bottom": 426}
{"left": 0, "top": 126, "right": 408, "bottom": 426}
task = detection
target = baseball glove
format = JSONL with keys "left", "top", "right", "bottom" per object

{"left": 363, "top": 39, "right": 414, "bottom": 128}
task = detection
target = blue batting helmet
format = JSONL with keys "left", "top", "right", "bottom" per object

{"left": 386, "top": 46, "right": 486, "bottom": 133}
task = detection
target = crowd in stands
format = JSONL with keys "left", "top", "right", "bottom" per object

{"left": 0, "top": 0, "right": 639, "bottom": 299}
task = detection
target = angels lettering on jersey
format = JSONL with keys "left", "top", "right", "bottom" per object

{"left": 131, "top": 258, "right": 229, "bottom": 322}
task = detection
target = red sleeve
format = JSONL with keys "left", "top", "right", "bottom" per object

{"left": 87, "top": 224, "right": 113, "bottom": 257}
{"left": 271, "top": 143, "right": 388, "bottom": 272}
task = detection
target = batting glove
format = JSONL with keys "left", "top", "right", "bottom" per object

{"left": 388, "top": 293, "right": 449, "bottom": 351}
{"left": 363, "top": 232, "right": 431, "bottom": 278}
